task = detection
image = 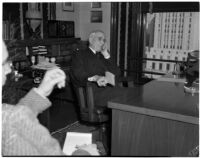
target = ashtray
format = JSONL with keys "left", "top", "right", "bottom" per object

{"left": 184, "top": 80, "right": 199, "bottom": 94}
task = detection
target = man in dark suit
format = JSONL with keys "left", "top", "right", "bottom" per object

{"left": 71, "top": 30, "right": 127, "bottom": 107}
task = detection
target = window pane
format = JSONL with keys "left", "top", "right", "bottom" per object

{"left": 143, "top": 12, "right": 199, "bottom": 79}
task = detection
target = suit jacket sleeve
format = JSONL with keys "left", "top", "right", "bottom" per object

{"left": 2, "top": 89, "right": 64, "bottom": 155}
{"left": 101, "top": 55, "right": 121, "bottom": 77}
{"left": 71, "top": 53, "right": 90, "bottom": 86}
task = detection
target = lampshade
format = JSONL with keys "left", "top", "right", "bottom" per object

{"left": 26, "top": 4, "right": 42, "bottom": 32}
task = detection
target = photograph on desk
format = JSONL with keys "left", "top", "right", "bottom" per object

{"left": 2, "top": 1, "right": 199, "bottom": 157}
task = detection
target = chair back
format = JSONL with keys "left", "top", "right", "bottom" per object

{"left": 69, "top": 71, "right": 109, "bottom": 123}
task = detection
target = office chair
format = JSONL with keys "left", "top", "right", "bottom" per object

{"left": 70, "top": 79, "right": 110, "bottom": 140}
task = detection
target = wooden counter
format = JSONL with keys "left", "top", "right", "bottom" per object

{"left": 108, "top": 80, "right": 199, "bottom": 156}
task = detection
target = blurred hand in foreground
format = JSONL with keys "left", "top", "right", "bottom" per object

{"left": 73, "top": 144, "right": 100, "bottom": 156}
{"left": 37, "top": 68, "right": 66, "bottom": 97}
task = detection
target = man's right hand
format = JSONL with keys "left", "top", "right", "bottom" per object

{"left": 88, "top": 75, "right": 108, "bottom": 87}
{"left": 96, "top": 76, "right": 108, "bottom": 86}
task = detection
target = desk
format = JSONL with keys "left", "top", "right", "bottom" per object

{"left": 108, "top": 80, "right": 199, "bottom": 156}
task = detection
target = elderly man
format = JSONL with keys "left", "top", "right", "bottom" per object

{"left": 71, "top": 30, "right": 127, "bottom": 107}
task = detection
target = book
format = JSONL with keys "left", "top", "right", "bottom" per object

{"left": 105, "top": 71, "right": 115, "bottom": 86}
{"left": 62, "top": 132, "right": 92, "bottom": 155}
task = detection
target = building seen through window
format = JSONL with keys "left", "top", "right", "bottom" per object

{"left": 143, "top": 12, "right": 199, "bottom": 78}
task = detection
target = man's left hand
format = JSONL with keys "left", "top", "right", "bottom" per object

{"left": 97, "top": 76, "right": 108, "bottom": 87}
{"left": 101, "top": 42, "right": 110, "bottom": 59}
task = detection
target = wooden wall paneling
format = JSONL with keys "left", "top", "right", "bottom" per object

{"left": 119, "top": 3, "right": 126, "bottom": 76}
{"left": 127, "top": 3, "right": 132, "bottom": 77}
{"left": 110, "top": 3, "right": 119, "bottom": 65}
{"left": 128, "top": 3, "right": 140, "bottom": 83}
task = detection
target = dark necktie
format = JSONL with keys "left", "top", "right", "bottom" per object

{"left": 96, "top": 52, "right": 101, "bottom": 58}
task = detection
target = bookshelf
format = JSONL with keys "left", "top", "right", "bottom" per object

{"left": 3, "top": 3, "right": 21, "bottom": 40}
{"left": 3, "top": 3, "right": 80, "bottom": 73}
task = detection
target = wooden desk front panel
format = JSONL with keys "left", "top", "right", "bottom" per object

{"left": 111, "top": 109, "right": 199, "bottom": 156}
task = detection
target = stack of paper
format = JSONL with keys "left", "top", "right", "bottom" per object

{"left": 32, "top": 46, "right": 48, "bottom": 55}
{"left": 105, "top": 71, "right": 115, "bottom": 86}
{"left": 63, "top": 132, "right": 92, "bottom": 155}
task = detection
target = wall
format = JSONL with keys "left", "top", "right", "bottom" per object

{"left": 55, "top": 2, "right": 111, "bottom": 49}
{"left": 79, "top": 2, "right": 111, "bottom": 48}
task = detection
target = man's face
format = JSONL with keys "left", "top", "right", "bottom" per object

{"left": 92, "top": 32, "right": 106, "bottom": 52}
{"left": 2, "top": 42, "right": 11, "bottom": 86}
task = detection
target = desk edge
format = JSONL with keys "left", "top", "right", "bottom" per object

{"left": 108, "top": 102, "right": 199, "bottom": 125}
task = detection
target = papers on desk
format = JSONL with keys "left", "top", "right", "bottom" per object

{"left": 105, "top": 71, "right": 115, "bottom": 86}
{"left": 63, "top": 132, "right": 92, "bottom": 155}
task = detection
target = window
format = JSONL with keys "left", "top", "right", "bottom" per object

{"left": 143, "top": 11, "right": 199, "bottom": 79}
{"left": 111, "top": 2, "right": 199, "bottom": 85}
{"left": 159, "top": 63, "right": 162, "bottom": 70}
{"left": 152, "top": 63, "right": 155, "bottom": 69}
{"left": 166, "top": 64, "right": 170, "bottom": 70}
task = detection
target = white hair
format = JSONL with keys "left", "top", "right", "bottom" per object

{"left": 88, "top": 30, "right": 105, "bottom": 46}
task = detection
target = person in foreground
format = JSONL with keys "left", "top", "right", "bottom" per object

{"left": 71, "top": 30, "right": 127, "bottom": 106}
{"left": 2, "top": 41, "right": 99, "bottom": 156}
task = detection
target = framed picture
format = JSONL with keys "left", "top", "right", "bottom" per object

{"left": 48, "top": 21, "right": 74, "bottom": 38}
{"left": 57, "top": 21, "right": 74, "bottom": 38}
{"left": 91, "top": 2, "right": 101, "bottom": 8}
{"left": 91, "top": 11, "right": 102, "bottom": 23}
{"left": 62, "top": 3, "right": 74, "bottom": 11}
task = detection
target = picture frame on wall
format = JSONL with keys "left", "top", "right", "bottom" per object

{"left": 62, "top": 3, "right": 74, "bottom": 11}
{"left": 91, "top": 11, "right": 102, "bottom": 23}
{"left": 57, "top": 21, "right": 74, "bottom": 38}
{"left": 91, "top": 2, "right": 101, "bottom": 8}
{"left": 48, "top": 21, "right": 74, "bottom": 38}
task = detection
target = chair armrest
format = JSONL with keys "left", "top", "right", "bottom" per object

{"left": 77, "top": 87, "right": 86, "bottom": 109}
{"left": 86, "top": 82, "right": 95, "bottom": 121}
